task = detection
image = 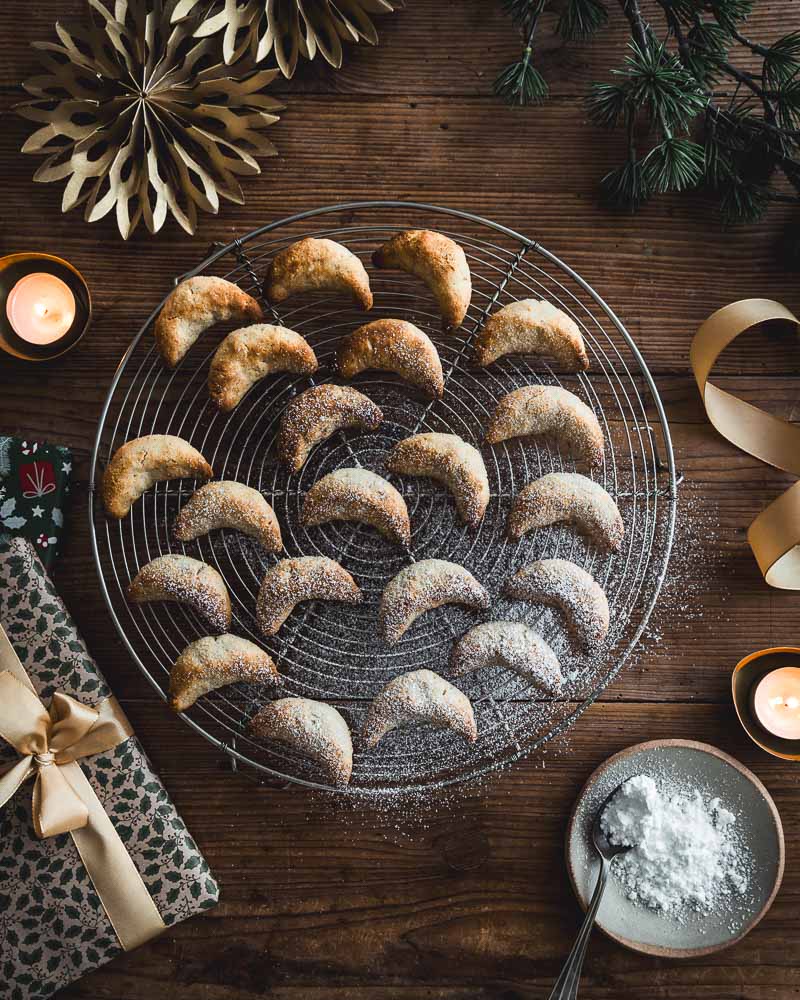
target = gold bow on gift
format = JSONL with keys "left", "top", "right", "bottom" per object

{"left": 0, "top": 624, "right": 165, "bottom": 950}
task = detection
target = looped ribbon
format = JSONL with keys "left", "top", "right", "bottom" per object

{"left": 691, "top": 298, "right": 800, "bottom": 589}
{"left": 0, "top": 624, "right": 166, "bottom": 949}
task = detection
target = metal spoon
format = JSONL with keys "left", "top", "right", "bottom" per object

{"left": 547, "top": 784, "right": 633, "bottom": 1000}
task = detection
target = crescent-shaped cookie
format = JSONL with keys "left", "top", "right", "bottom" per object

{"left": 154, "top": 276, "right": 263, "bottom": 367}
{"left": 504, "top": 558, "right": 610, "bottom": 649}
{"left": 209, "top": 323, "right": 318, "bottom": 411}
{"left": 277, "top": 384, "right": 383, "bottom": 472}
{"left": 102, "top": 434, "right": 213, "bottom": 519}
{"left": 250, "top": 697, "right": 353, "bottom": 786}
{"left": 378, "top": 559, "right": 490, "bottom": 644}
{"left": 263, "top": 237, "right": 373, "bottom": 310}
{"left": 256, "top": 556, "right": 362, "bottom": 636}
{"left": 507, "top": 472, "right": 623, "bottom": 550}
{"left": 450, "top": 622, "right": 563, "bottom": 692}
{"left": 362, "top": 669, "right": 477, "bottom": 747}
{"left": 301, "top": 468, "right": 411, "bottom": 546}
{"left": 169, "top": 634, "right": 280, "bottom": 712}
{"left": 174, "top": 481, "right": 283, "bottom": 553}
{"left": 127, "top": 554, "right": 232, "bottom": 633}
{"left": 372, "top": 230, "right": 471, "bottom": 329}
{"left": 475, "top": 299, "right": 589, "bottom": 371}
{"left": 485, "top": 385, "right": 604, "bottom": 466}
{"left": 386, "top": 432, "right": 490, "bottom": 529}
{"left": 337, "top": 319, "right": 444, "bottom": 399}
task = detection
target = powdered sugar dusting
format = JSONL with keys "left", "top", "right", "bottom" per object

{"left": 378, "top": 559, "right": 491, "bottom": 643}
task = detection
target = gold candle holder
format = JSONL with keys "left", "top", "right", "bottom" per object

{"left": 732, "top": 646, "right": 800, "bottom": 760}
{"left": 0, "top": 253, "right": 91, "bottom": 362}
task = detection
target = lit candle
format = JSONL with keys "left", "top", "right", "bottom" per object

{"left": 752, "top": 667, "right": 800, "bottom": 740}
{"left": 6, "top": 272, "right": 76, "bottom": 345}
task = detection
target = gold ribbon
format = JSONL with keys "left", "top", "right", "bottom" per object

{"left": 691, "top": 299, "right": 800, "bottom": 589}
{"left": 0, "top": 623, "right": 166, "bottom": 949}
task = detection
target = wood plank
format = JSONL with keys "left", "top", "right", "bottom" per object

{"left": 1, "top": 98, "right": 798, "bottom": 382}
{"left": 1, "top": 0, "right": 796, "bottom": 96}
{"left": 53, "top": 702, "right": 800, "bottom": 999}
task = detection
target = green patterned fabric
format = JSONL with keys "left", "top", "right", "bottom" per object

{"left": 0, "top": 437, "right": 72, "bottom": 568}
{"left": 0, "top": 538, "right": 220, "bottom": 1000}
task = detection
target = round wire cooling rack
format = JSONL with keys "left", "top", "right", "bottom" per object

{"left": 89, "top": 201, "right": 677, "bottom": 798}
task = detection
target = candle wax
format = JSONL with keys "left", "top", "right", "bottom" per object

{"left": 6, "top": 272, "right": 76, "bottom": 345}
{"left": 752, "top": 666, "right": 800, "bottom": 740}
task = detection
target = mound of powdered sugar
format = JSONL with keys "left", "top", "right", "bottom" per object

{"left": 601, "top": 774, "right": 750, "bottom": 916}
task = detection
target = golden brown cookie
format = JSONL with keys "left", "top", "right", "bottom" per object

{"left": 362, "top": 669, "right": 477, "bottom": 747}
{"left": 127, "top": 554, "right": 231, "bottom": 633}
{"left": 102, "top": 434, "right": 213, "bottom": 519}
{"left": 256, "top": 556, "right": 362, "bottom": 636}
{"left": 154, "top": 276, "right": 262, "bottom": 367}
{"left": 263, "top": 237, "right": 372, "bottom": 310}
{"left": 372, "top": 230, "right": 471, "bottom": 329}
{"left": 209, "top": 323, "right": 318, "bottom": 411}
{"left": 378, "top": 559, "right": 490, "bottom": 644}
{"left": 504, "top": 558, "right": 610, "bottom": 649}
{"left": 174, "top": 481, "right": 283, "bottom": 553}
{"left": 169, "top": 634, "right": 280, "bottom": 712}
{"left": 277, "top": 384, "right": 383, "bottom": 472}
{"left": 485, "top": 385, "right": 604, "bottom": 466}
{"left": 386, "top": 432, "right": 489, "bottom": 528}
{"left": 301, "top": 468, "right": 411, "bottom": 546}
{"left": 250, "top": 697, "right": 354, "bottom": 786}
{"left": 507, "top": 472, "right": 623, "bottom": 549}
{"left": 337, "top": 319, "right": 444, "bottom": 398}
{"left": 450, "top": 622, "right": 563, "bottom": 692}
{"left": 475, "top": 299, "right": 589, "bottom": 371}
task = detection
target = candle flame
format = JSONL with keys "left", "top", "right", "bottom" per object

{"left": 768, "top": 694, "right": 800, "bottom": 710}
{"left": 33, "top": 302, "right": 48, "bottom": 318}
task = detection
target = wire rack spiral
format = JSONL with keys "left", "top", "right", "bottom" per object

{"left": 89, "top": 201, "right": 677, "bottom": 797}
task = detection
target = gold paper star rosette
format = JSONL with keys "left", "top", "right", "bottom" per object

{"left": 172, "top": 0, "right": 402, "bottom": 78}
{"left": 16, "top": 0, "right": 284, "bottom": 239}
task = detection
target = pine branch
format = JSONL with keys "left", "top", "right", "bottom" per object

{"left": 494, "top": 0, "right": 800, "bottom": 240}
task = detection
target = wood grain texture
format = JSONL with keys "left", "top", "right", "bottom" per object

{"left": 0, "top": 1, "right": 799, "bottom": 998}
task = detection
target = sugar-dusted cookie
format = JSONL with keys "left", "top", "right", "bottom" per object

{"left": 174, "top": 481, "right": 283, "bottom": 553}
{"left": 250, "top": 697, "right": 354, "bottom": 786}
{"left": 154, "top": 276, "right": 262, "bottom": 367}
{"left": 337, "top": 318, "right": 444, "bottom": 398}
{"left": 485, "top": 385, "right": 604, "bottom": 466}
{"left": 372, "top": 230, "right": 471, "bottom": 329}
{"left": 507, "top": 472, "right": 623, "bottom": 550}
{"left": 475, "top": 299, "right": 589, "bottom": 371}
{"left": 362, "top": 669, "right": 477, "bottom": 747}
{"left": 302, "top": 468, "right": 411, "bottom": 546}
{"left": 169, "top": 634, "right": 280, "bottom": 712}
{"left": 386, "top": 432, "right": 489, "bottom": 529}
{"left": 127, "top": 554, "right": 231, "bottom": 633}
{"left": 209, "top": 323, "right": 318, "bottom": 411}
{"left": 504, "top": 558, "right": 610, "bottom": 649}
{"left": 450, "top": 621, "right": 563, "bottom": 692}
{"left": 263, "top": 237, "right": 372, "bottom": 310}
{"left": 277, "top": 384, "right": 383, "bottom": 472}
{"left": 103, "top": 434, "right": 212, "bottom": 519}
{"left": 256, "top": 556, "right": 362, "bottom": 636}
{"left": 379, "top": 559, "right": 490, "bottom": 644}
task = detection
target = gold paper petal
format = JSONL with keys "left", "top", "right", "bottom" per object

{"left": 193, "top": 0, "right": 400, "bottom": 74}
{"left": 17, "top": 0, "right": 282, "bottom": 239}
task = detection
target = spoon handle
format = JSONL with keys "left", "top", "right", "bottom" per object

{"left": 546, "top": 858, "right": 610, "bottom": 1000}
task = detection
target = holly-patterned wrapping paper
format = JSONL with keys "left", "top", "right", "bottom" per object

{"left": 0, "top": 437, "right": 72, "bottom": 568}
{"left": 0, "top": 537, "right": 220, "bottom": 1000}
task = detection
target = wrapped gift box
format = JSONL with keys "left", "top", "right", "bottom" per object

{"left": 0, "top": 437, "right": 73, "bottom": 568}
{"left": 0, "top": 537, "right": 219, "bottom": 1000}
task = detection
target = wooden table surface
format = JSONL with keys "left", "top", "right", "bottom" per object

{"left": 2, "top": 2, "right": 800, "bottom": 997}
